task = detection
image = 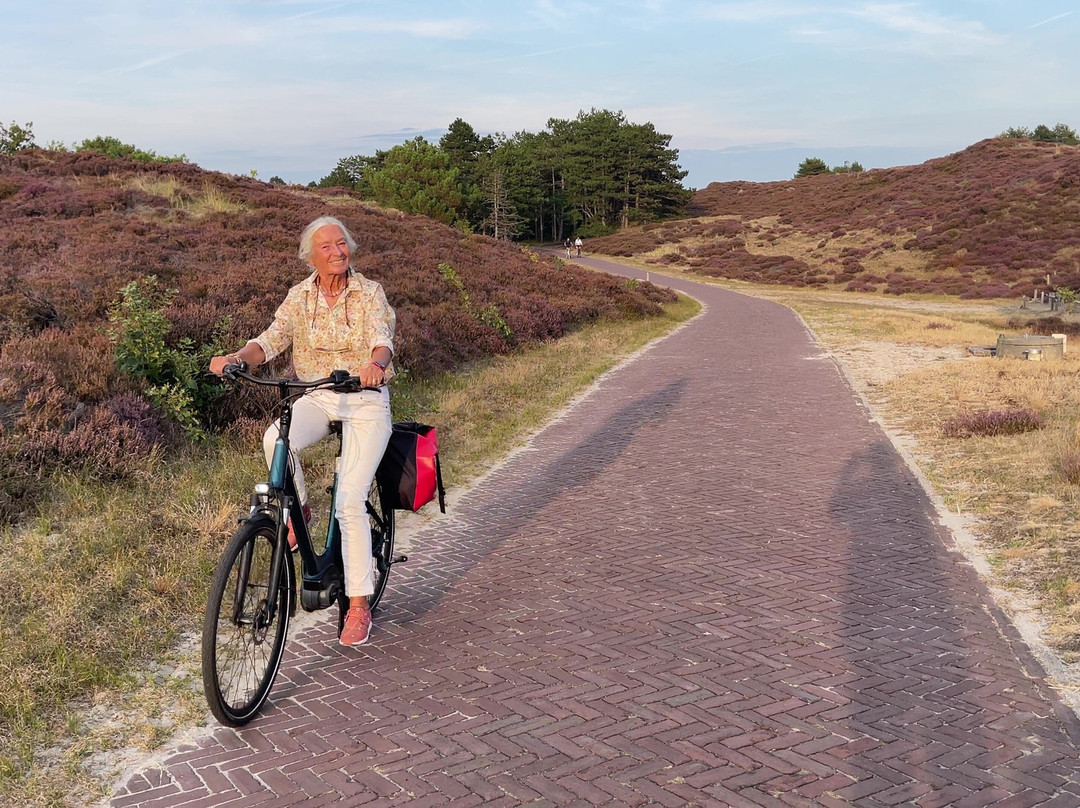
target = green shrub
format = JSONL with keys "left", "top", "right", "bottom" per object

{"left": 439, "top": 262, "right": 514, "bottom": 344}
{"left": 106, "top": 276, "right": 229, "bottom": 438}
{"left": 75, "top": 135, "right": 186, "bottom": 163}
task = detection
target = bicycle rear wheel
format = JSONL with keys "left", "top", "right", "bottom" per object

{"left": 202, "top": 515, "right": 293, "bottom": 726}
{"left": 367, "top": 479, "right": 396, "bottom": 612}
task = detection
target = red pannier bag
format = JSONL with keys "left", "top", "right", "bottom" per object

{"left": 376, "top": 421, "right": 446, "bottom": 512}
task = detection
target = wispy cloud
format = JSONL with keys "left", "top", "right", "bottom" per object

{"left": 437, "top": 44, "right": 591, "bottom": 71}
{"left": 850, "top": 2, "right": 997, "bottom": 44}
{"left": 1029, "top": 11, "right": 1075, "bottom": 29}
{"left": 79, "top": 50, "right": 192, "bottom": 82}
{"left": 699, "top": 1, "right": 1000, "bottom": 59}
{"left": 329, "top": 17, "right": 484, "bottom": 38}
{"left": 536, "top": 0, "right": 568, "bottom": 20}
{"left": 75, "top": 4, "right": 485, "bottom": 85}
{"left": 700, "top": 1, "right": 821, "bottom": 23}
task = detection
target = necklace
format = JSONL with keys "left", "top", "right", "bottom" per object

{"left": 318, "top": 274, "right": 349, "bottom": 300}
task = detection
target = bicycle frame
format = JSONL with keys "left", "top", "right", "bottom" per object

{"left": 230, "top": 369, "right": 380, "bottom": 628}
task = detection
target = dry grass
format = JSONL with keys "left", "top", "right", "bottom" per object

{"left": 188, "top": 183, "right": 246, "bottom": 216}
{"left": 125, "top": 176, "right": 246, "bottom": 216}
{"left": 1, "top": 294, "right": 699, "bottom": 807}
{"left": 741, "top": 216, "right": 926, "bottom": 277}
{"left": 128, "top": 175, "right": 185, "bottom": 204}
{"left": 0, "top": 445, "right": 258, "bottom": 805}
{"left": 775, "top": 297, "right": 1002, "bottom": 348}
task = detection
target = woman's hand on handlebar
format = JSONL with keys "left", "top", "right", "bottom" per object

{"left": 210, "top": 345, "right": 265, "bottom": 377}
{"left": 209, "top": 354, "right": 238, "bottom": 376}
{"left": 357, "top": 361, "right": 385, "bottom": 388}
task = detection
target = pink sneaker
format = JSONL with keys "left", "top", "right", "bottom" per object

{"left": 340, "top": 606, "right": 372, "bottom": 646}
{"left": 286, "top": 504, "right": 312, "bottom": 552}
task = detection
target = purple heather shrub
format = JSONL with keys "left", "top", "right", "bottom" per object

{"left": 1004, "top": 316, "right": 1080, "bottom": 337}
{"left": 17, "top": 182, "right": 52, "bottom": 198}
{"left": 941, "top": 408, "right": 1044, "bottom": 439}
{"left": 958, "top": 282, "right": 1012, "bottom": 299}
{"left": 1060, "top": 451, "right": 1080, "bottom": 485}
{"left": 839, "top": 246, "right": 873, "bottom": 259}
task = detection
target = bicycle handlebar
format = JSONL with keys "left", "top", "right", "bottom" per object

{"left": 222, "top": 362, "right": 384, "bottom": 394}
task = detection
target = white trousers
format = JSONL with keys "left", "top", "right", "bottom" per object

{"left": 263, "top": 388, "right": 392, "bottom": 597}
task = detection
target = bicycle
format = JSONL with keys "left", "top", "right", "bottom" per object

{"left": 201, "top": 363, "right": 403, "bottom": 726}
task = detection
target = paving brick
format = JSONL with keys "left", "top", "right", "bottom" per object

{"left": 111, "top": 258, "right": 1080, "bottom": 807}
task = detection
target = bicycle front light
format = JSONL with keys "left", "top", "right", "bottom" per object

{"left": 250, "top": 482, "right": 272, "bottom": 510}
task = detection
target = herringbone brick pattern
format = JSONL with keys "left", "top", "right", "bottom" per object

{"left": 112, "top": 260, "right": 1080, "bottom": 807}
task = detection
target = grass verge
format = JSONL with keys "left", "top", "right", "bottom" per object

{"left": 0, "top": 293, "right": 698, "bottom": 807}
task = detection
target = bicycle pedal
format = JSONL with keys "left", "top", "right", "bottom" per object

{"left": 391, "top": 554, "right": 408, "bottom": 564}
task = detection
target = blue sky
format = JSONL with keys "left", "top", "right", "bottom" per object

{"left": 2, "top": 1, "right": 1078, "bottom": 188}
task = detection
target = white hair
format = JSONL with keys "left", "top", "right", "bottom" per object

{"left": 297, "top": 216, "right": 358, "bottom": 266}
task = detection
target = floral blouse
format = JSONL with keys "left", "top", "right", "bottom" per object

{"left": 249, "top": 271, "right": 396, "bottom": 382}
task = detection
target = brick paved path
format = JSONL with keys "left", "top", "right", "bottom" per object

{"left": 113, "top": 260, "right": 1080, "bottom": 807}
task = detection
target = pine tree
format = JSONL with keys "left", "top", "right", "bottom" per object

{"left": 795, "top": 157, "right": 830, "bottom": 178}
{"left": 481, "top": 168, "right": 524, "bottom": 240}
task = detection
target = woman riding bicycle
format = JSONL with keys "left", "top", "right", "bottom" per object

{"left": 209, "top": 215, "right": 394, "bottom": 647}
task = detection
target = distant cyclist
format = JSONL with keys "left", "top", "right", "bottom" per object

{"left": 564, "top": 237, "right": 573, "bottom": 258}
{"left": 574, "top": 236, "right": 583, "bottom": 257}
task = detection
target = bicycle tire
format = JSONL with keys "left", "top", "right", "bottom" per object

{"left": 201, "top": 515, "right": 294, "bottom": 726}
{"left": 367, "top": 478, "right": 396, "bottom": 612}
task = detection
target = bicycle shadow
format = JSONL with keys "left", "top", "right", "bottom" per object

{"left": 824, "top": 439, "right": 1080, "bottom": 778}
{"left": 285, "top": 377, "right": 688, "bottom": 656}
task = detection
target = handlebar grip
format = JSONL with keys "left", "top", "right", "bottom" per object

{"left": 331, "top": 379, "right": 385, "bottom": 394}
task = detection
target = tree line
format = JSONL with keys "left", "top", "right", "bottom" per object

{"left": 793, "top": 157, "right": 864, "bottom": 179}
{"left": 0, "top": 121, "right": 188, "bottom": 163}
{"left": 998, "top": 122, "right": 1078, "bottom": 145}
{"left": 791, "top": 122, "right": 1080, "bottom": 179}
{"left": 314, "top": 109, "right": 693, "bottom": 242}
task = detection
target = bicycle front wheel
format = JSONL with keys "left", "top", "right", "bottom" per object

{"left": 367, "top": 479, "right": 396, "bottom": 612}
{"left": 201, "top": 515, "right": 293, "bottom": 726}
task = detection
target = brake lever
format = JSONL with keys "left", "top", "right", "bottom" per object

{"left": 223, "top": 360, "right": 249, "bottom": 380}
